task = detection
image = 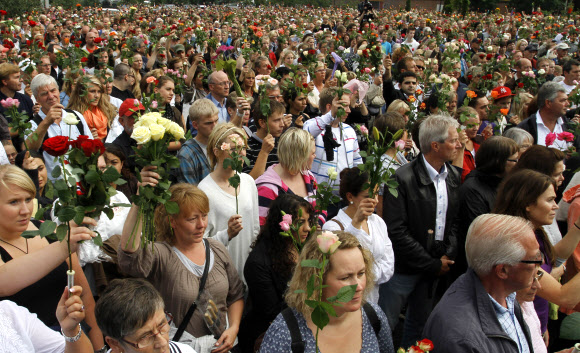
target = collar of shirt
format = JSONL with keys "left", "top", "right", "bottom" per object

{"left": 207, "top": 93, "right": 226, "bottom": 107}
{"left": 536, "top": 110, "right": 564, "bottom": 129}
{"left": 488, "top": 292, "right": 517, "bottom": 314}
{"left": 422, "top": 155, "right": 448, "bottom": 182}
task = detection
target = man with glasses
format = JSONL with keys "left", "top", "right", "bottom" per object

{"left": 206, "top": 71, "right": 231, "bottom": 123}
{"left": 424, "top": 213, "right": 538, "bottom": 353}
{"left": 111, "top": 63, "right": 135, "bottom": 102}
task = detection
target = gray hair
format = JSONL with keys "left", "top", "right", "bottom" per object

{"left": 503, "top": 127, "right": 533, "bottom": 146}
{"left": 418, "top": 113, "right": 459, "bottom": 154}
{"left": 466, "top": 214, "right": 532, "bottom": 276}
{"left": 537, "top": 81, "right": 567, "bottom": 110}
{"left": 95, "top": 278, "right": 164, "bottom": 340}
{"left": 30, "top": 74, "right": 58, "bottom": 98}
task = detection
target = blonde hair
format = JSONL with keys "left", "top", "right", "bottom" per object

{"left": 387, "top": 99, "right": 410, "bottom": 114}
{"left": 285, "top": 231, "right": 375, "bottom": 317}
{"left": 189, "top": 98, "right": 218, "bottom": 122}
{"left": 206, "top": 123, "right": 247, "bottom": 169}
{"left": 0, "top": 164, "right": 36, "bottom": 197}
{"left": 67, "top": 75, "right": 117, "bottom": 127}
{"left": 277, "top": 128, "right": 314, "bottom": 174}
{"left": 513, "top": 92, "right": 534, "bottom": 120}
{"left": 154, "top": 183, "right": 210, "bottom": 244}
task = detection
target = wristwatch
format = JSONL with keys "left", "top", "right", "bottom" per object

{"left": 61, "top": 324, "right": 82, "bottom": 343}
{"left": 95, "top": 345, "right": 108, "bottom": 353}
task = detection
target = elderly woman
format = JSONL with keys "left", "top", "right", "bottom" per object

{"left": 504, "top": 127, "right": 534, "bottom": 158}
{"left": 95, "top": 278, "right": 196, "bottom": 353}
{"left": 198, "top": 123, "right": 260, "bottom": 283}
{"left": 119, "top": 180, "right": 244, "bottom": 352}
{"left": 240, "top": 194, "right": 315, "bottom": 353}
{"left": 255, "top": 128, "right": 318, "bottom": 226}
{"left": 259, "top": 232, "right": 395, "bottom": 353}
{"left": 67, "top": 75, "right": 118, "bottom": 141}
{"left": 494, "top": 170, "right": 580, "bottom": 336}
{"left": 323, "top": 168, "right": 394, "bottom": 307}
{"left": 0, "top": 164, "right": 104, "bottom": 350}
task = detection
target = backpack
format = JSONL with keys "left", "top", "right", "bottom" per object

{"left": 280, "top": 302, "right": 381, "bottom": 353}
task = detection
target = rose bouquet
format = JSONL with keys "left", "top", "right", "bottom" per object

{"left": 357, "top": 125, "right": 403, "bottom": 198}
{"left": 221, "top": 133, "right": 250, "bottom": 214}
{"left": 397, "top": 339, "right": 434, "bottom": 353}
{"left": 128, "top": 112, "right": 185, "bottom": 249}
{"left": 2, "top": 97, "right": 34, "bottom": 150}
{"left": 546, "top": 131, "right": 575, "bottom": 152}
{"left": 295, "top": 231, "right": 357, "bottom": 352}
{"left": 23, "top": 119, "right": 126, "bottom": 289}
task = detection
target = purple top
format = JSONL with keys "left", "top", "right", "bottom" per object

{"left": 533, "top": 230, "right": 552, "bottom": 334}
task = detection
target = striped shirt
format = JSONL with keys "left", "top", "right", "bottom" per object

{"left": 243, "top": 132, "right": 279, "bottom": 174}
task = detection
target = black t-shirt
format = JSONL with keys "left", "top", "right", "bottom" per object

{"left": 111, "top": 86, "right": 135, "bottom": 102}
{"left": 112, "top": 130, "right": 137, "bottom": 173}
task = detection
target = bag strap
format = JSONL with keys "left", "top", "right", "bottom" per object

{"left": 330, "top": 219, "right": 344, "bottom": 231}
{"left": 362, "top": 302, "right": 381, "bottom": 337}
{"left": 281, "top": 307, "right": 305, "bottom": 353}
{"left": 173, "top": 238, "right": 211, "bottom": 341}
{"left": 64, "top": 109, "right": 85, "bottom": 136}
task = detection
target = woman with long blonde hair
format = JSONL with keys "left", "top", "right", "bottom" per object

{"left": 67, "top": 76, "right": 117, "bottom": 141}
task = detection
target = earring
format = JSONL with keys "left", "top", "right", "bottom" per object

{"left": 350, "top": 201, "right": 354, "bottom": 205}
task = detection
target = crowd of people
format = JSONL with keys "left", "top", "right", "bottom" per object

{"left": 1, "top": 2, "right": 580, "bottom": 353}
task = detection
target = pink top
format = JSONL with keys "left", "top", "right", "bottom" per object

{"left": 520, "top": 301, "right": 547, "bottom": 353}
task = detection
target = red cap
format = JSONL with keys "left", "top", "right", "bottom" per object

{"left": 119, "top": 99, "right": 145, "bottom": 117}
{"left": 491, "top": 86, "right": 513, "bottom": 100}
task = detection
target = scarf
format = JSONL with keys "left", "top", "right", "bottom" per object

{"left": 83, "top": 106, "right": 108, "bottom": 140}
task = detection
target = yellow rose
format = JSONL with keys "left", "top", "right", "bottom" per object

{"left": 131, "top": 126, "right": 152, "bottom": 144}
{"left": 168, "top": 122, "right": 185, "bottom": 140}
{"left": 157, "top": 116, "right": 173, "bottom": 130}
{"left": 136, "top": 113, "right": 160, "bottom": 127}
{"left": 149, "top": 123, "right": 166, "bottom": 141}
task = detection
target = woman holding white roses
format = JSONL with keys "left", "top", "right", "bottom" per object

{"left": 198, "top": 123, "right": 260, "bottom": 284}
{"left": 154, "top": 76, "right": 185, "bottom": 152}
{"left": 259, "top": 231, "right": 395, "bottom": 353}
{"left": 322, "top": 168, "right": 394, "bottom": 306}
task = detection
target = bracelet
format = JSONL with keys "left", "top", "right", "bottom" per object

{"left": 61, "top": 324, "right": 82, "bottom": 343}
{"left": 575, "top": 223, "right": 580, "bottom": 231}
{"left": 95, "top": 345, "right": 108, "bottom": 353}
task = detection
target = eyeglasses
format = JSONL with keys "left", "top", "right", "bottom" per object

{"left": 534, "top": 269, "right": 544, "bottom": 282}
{"left": 121, "top": 313, "right": 172, "bottom": 349}
{"left": 416, "top": 66, "right": 425, "bottom": 70}
{"left": 520, "top": 253, "right": 544, "bottom": 267}
{"left": 507, "top": 158, "right": 518, "bottom": 163}
{"left": 212, "top": 81, "right": 231, "bottom": 87}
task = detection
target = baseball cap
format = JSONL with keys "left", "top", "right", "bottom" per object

{"left": 173, "top": 44, "right": 185, "bottom": 53}
{"left": 524, "top": 43, "right": 539, "bottom": 51}
{"left": 491, "top": 86, "right": 513, "bottom": 100}
{"left": 555, "top": 43, "right": 570, "bottom": 50}
{"left": 119, "top": 99, "right": 145, "bottom": 117}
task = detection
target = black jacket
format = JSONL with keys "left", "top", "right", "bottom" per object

{"left": 517, "top": 112, "right": 580, "bottom": 149}
{"left": 382, "top": 78, "right": 407, "bottom": 109}
{"left": 453, "top": 170, "right": 503, "bottom": 277}
{"left": 424, "top": 269, "right": 534, "bottom": 353}
{"left": 383, "top": 154, "right": 461, "bottom": 275}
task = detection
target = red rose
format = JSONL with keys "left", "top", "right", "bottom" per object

{"left": 21, "top": 52, "right": 27, "bottom": 58}
{"left": 303, "top": 82, "right": 308, "bottom": 88}
{"left": 297, "top": 57, "right": 303, "bottom": 62}
{"left": 385, "top": 25, "right": 389, "bottom": 29}
{"left": 150, "top": 26, "right": 156, "bottom": 30}
{"left": 467, "top": 74, "right": 473, "bottom": 80}
{"left": 267, "top": 64, "right": 272, "bottom": 69}
{"left": 139, "top": 17, "right": 143, "bottom": 20}
{"left": 26, "top": 39, "right": 31, "bottom": 47}
{"left": 486, "top": 53, "right": 493, "bottom": 60}
{"left": 0, "top": 10, "right": 7, "bottom": 16}
{"left": 94, "top": 37, "right": 102, "bottom": 44}
{"left": 28, "top": 20, "right": 36, "bottom": 27}
{"left": 486, "top": 74, "right": 492, "bottom": 80}
{"left": 81, "top": 57, "right": 88, "bottom": 63}
{"left": 401, "top": 33, "right": 406, "bottom": 38}
{"left": 308, "top": 49, "right": 316, "bottom": 55}
{"left": 70, "top": 135, "right": 90, "bottom": 149}
{"left": 518, "top": 82, "right": 524, "bottom": 88}
{"left": 80, "top": 139, "right": 105, "bottom": 157}
{"left": 43, "top": 136, "right": 70, "bottom": 157}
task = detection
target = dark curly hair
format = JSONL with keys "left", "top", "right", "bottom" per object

{"left": 253, "top": 193, "right": 314, "bottom": 278}
{"left": 339, "top": 167, "right": 369, "bottom": 204}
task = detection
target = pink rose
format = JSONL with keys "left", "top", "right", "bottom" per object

{"left": 146, "top": 76, "right": 156, "bottom": 84}
{"left": 364, "top": 67, "right": 371, "bottom": 73}
{"left": 395, "top": 139, "right": 406, "bottom": 151}
{"left": 359, "top": 125, "right": 369, "bottom": 136}
{"left": 0, "top": 97, "right": 19, "bottom": 109}
{"left": 557, "top": 131, "right": 575, "bottom": 142}
{"left": 220, "top": 142, "right": 231, "bottom": 151}
{"left": 317, "top": 231, "right": 340, "bottom": 254}
{"left": 279, "top": 221, "right": 290, "bottom": 231}
{"left": 545, "top": 132, "right": 557, "bottom": 146}
{"left": 151, "top": 100, "right": 158, "bottom": 109}
{"left": 282, "top": 214, "right": 293, "bottom": 225}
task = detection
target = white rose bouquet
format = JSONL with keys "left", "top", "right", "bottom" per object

{"left": 128, "top": 112, "right": 185, "bottom": 249}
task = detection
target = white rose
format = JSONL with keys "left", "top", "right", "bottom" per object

{"left": 435, "top": 78, "right": 443, "bottom": 84}
{"left": 357, "top": 50, "right": 363, "bottom": 56}
{"left": 341, "top": 72, "right": 348, "bottom": 82}
{"left": 131, "top": 126, "right": 152, "bottom": 144}
{"left": 137, "top": 113, "right": 158, "bottom": 127}
{"left": 157, "top": 116, "right": 173, "bottom": 130}
{"left": 63, "top": 112, "right": 79, "bottom": 125}
{"left": 149, "top": 123, "right": 166, "bottom": 141}
{"left": 344, "top": 48, "right": 350, "bottom": 53}
{"left": 303, "top": 51, "right": 308, "bottom": 56}
{"left": 168, "top": 122, "right": 185, "bottom": 140}
{"left": 538, "top": 69, "right": 546, "bottom": 75}
{"left": 327, "top": 167, "right": 338, "bottom": 181}
{"left": 335, "top": 70, "right": 342, "bottom": 77}
{"left": 487, "top": 46, "right": 493, "bottom": 52}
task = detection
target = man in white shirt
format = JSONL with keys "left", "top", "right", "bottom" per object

{"left": 402, "top": 28, "right": 420, "bottom": 52}
{"left": 26, "top": 74, "right": 92, "bottom": 179}
{"left": 517, "top": 81, "right": 577, "bottom": 152}
{"left": 558, "top": 59, "right": 580, "bottom": 95}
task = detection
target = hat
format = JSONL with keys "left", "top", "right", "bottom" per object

{"left": 555, "top": 43, "right": 570, "bottom": 50}
{"left": 119, "top": 99, "right": 145, "bottom": 117}
{"left": 491, "top": 86, "right": 513, "bottom": 100}
{"left": 524, "top": 43, "right": 539, "bottom": 51}
{"left": 304, "top": 30, "right": 312, "bottom": 35}
{"left": 173, "top": 44, "right": 185, "bottom": 53}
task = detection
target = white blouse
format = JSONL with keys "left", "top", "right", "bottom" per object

{"left": 322, "top": 209, "right": 395, "bottom": 303}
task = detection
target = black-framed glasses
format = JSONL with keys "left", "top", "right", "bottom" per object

{"left": 520, "top": 253, "right": 544, "bottom": 266}
{"left": 534, "top": 269, "right": 544, "bottom": 282}
{"left": 121, "top": 313, "right": 173, "bottom": 349}
{"left": 416, "top": 66, "right": 425, "bottom": 70}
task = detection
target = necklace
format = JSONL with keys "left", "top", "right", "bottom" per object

{"left": 0, "top": 238, "right": 29, "bottom": 254}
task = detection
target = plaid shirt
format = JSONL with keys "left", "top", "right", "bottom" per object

{"left": 488, "top": 293, "right": 531, "bottom": 353}
{"left": 177, "top": 138, "right": 211, "bottom": 185}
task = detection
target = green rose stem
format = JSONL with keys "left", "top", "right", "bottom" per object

{"left": 314, "top": 254, "right": 327, "bottom": 351}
